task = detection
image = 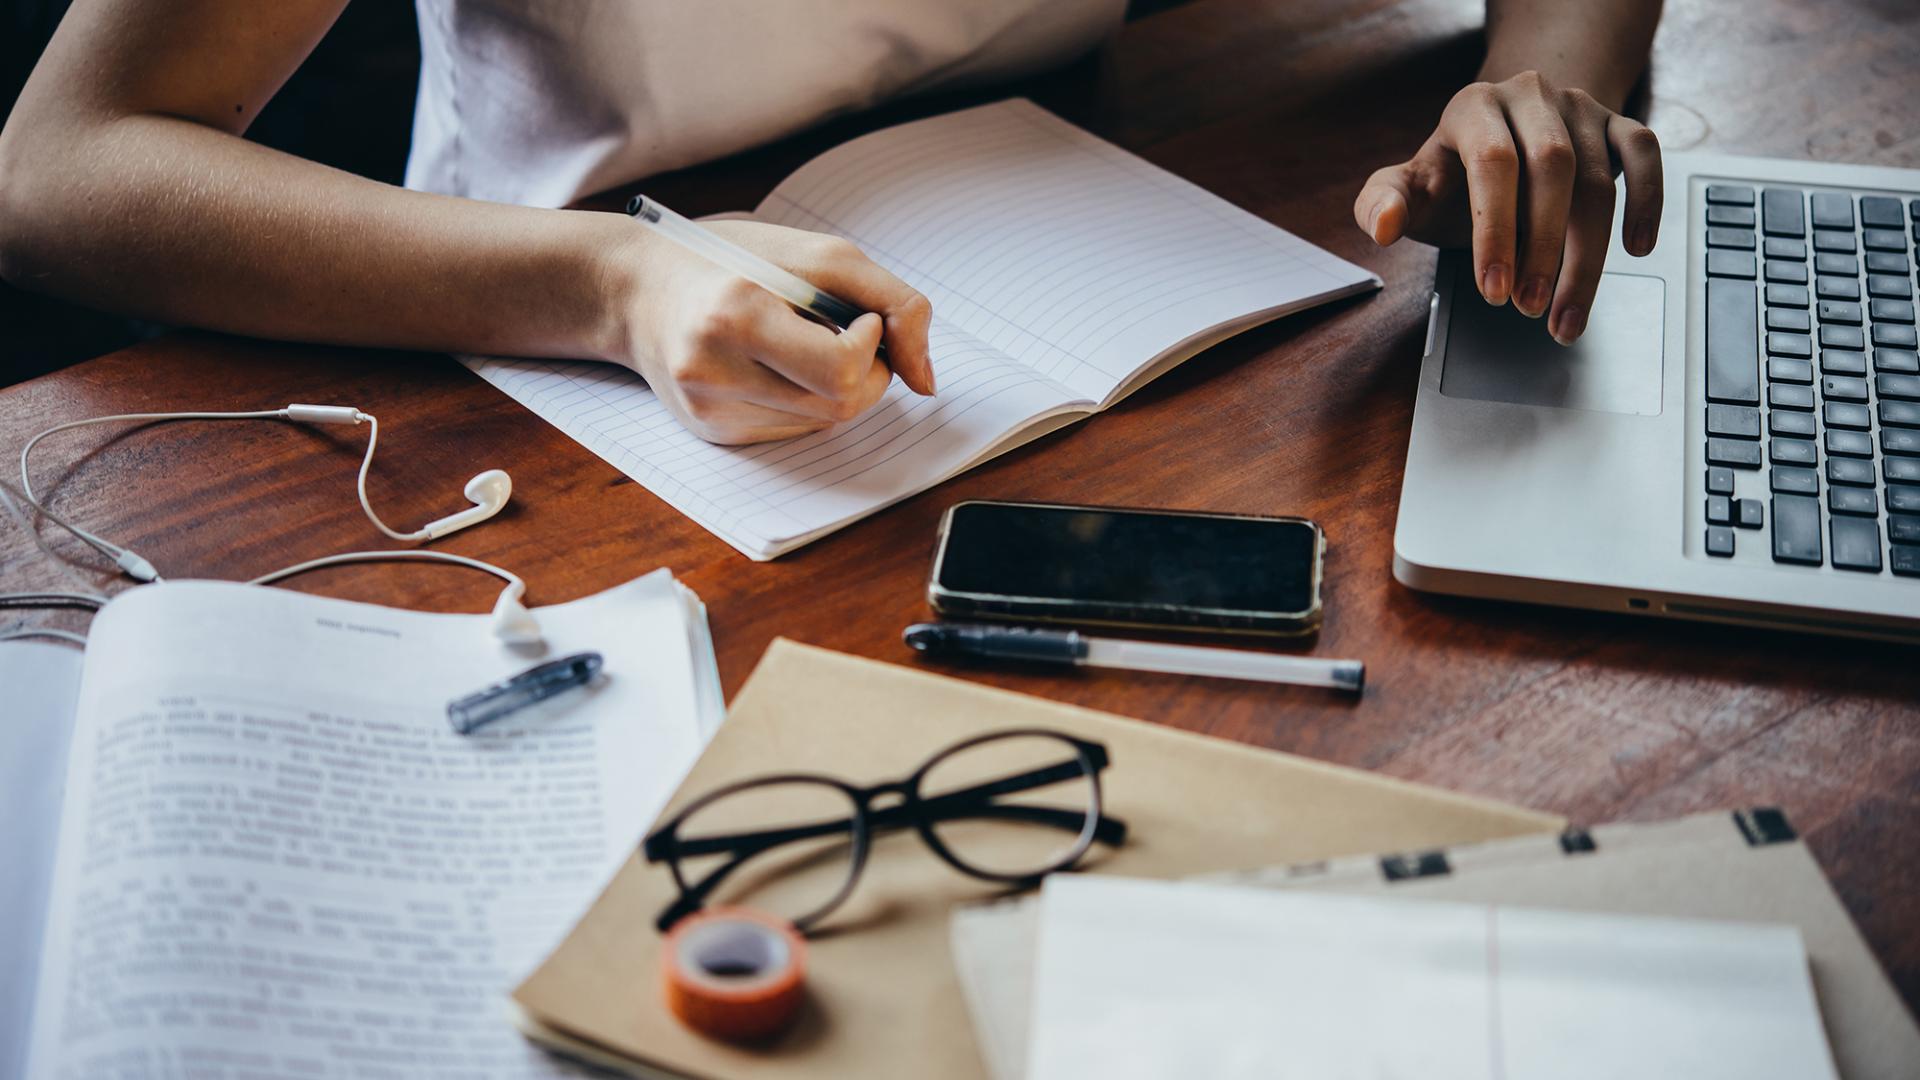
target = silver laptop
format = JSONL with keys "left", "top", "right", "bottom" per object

{"left": 1396, "top": 152, "right": 1920, "bottom": 643}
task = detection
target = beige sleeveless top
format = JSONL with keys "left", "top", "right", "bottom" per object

{"left": 406, "top": 0, "right": 1124, "bottom": 207}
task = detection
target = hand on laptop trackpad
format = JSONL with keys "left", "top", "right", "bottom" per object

{"left": 1439, "top": 270, "right": 1666, "bottom": 416}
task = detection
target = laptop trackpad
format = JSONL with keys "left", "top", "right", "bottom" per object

{"left": 1440, "top": 270, "right": 1665, "bottom": 416}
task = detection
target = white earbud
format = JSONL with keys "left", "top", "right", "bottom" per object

{"left": 488, "top": 578, "right": 543, "bottom": 646}
{"left": 421, "top": 469, "right": 513, "bottom": 540}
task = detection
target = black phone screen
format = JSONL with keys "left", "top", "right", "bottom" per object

{"left": 936, "top": 502, "right": 1318, "bottom": 616}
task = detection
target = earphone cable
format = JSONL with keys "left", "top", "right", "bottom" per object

{"left": 249, "top": 549, "right": 525, "bottom": 594}
{"left": 352, "top": 413, "right": 432, "bottom": 543}
{"left": 19, "top": 410, "right": 284, "bottom": 580}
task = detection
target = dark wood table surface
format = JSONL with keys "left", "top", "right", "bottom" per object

{"left": 4, "top": 0, "right": 1917, "bottom": 1015}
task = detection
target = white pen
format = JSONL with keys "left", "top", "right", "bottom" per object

{"left": 626, "top": 193, "right": 889, "bottom": 360}
{"left": 903, "top": 622, "right": 1365, "bottom": 694}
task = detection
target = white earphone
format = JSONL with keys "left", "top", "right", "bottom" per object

{"left": 8, "top": 408, "right": 541, "bottom": 647}
{"left": 19, "top": 405, "right": 514, "bottom": 582}
{"left": 248, "top": 550, "right": 543, "bottom": 646}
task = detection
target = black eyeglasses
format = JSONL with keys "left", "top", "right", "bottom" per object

{"left": 641, "top": 728, "right": 1128, "bottom": 934}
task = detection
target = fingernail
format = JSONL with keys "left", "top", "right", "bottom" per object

{"left": 1551, "top": 306, "right": 1585, "bottom": 345}
{"left": 1482, "top": 264, "right": 1511, "bottom": 304}
{"left": 1517, "top": 278, "right": 1551, "bottom": 317}
{"left": 1631, "top": 222, "right": 1655, "bottom": 256}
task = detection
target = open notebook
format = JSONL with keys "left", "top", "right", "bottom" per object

{"left": 464, "top": 99, "right": 1380, "bottom": 559}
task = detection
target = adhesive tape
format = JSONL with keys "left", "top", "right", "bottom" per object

{"left": 662, "top": 907, "right": 807, "bottom": 1042}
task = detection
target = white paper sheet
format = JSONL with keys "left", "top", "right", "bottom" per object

{"left": 0, "top": 641, "right": 85, "bottom": 1080}
{"left": 1025, "top": 876, "right": 1839, "bottom": 1080}
{"left": 20, "top": 573, "right": 715, "bottom": 1079}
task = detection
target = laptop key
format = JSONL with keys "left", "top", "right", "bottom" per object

{"left": 1706, "top": 495, "right": 1732, "bottom": 525}
{"left": 1812, "top": 231, "right": 1855, "bottom": 254}
{"left": 1872, "top": 299, "right": 1916, "bottom": 324}
{"left": 1773, "top": 466, "right": 1820, "bottom": 494}
{"left": 1860, "top": 195, "right": 1903, "bottom": 228}
{"left": 1830, "top": 517, "right": 1883, "bottom": 573}
{"left": 1769, "top": 438, "right": 1817, "bottom": 467}
{"left": 1708, "top": 205, "right": 1757, "bottom": 228}
{"left": 1707, "top": 403, "right": 1761, "bottom": 438}
{"left": 1826, "top": 458, "right": 1874, "bottom": 486}
{"left": 1707, "top": 184, "right": 1754, "bottom": 206}
{"left": 1767, "top": 332, "right": 1811, "bottom": 358}
{"left": 1705, "top": 526, "right": 1735, "bottom": 557}
{"left": 1762, "top": 188, "right": 1805, "bottom": 236}
{"left": 1894, "top": 545, "right": 1920, "bottom": 578}
{"left": 1889, "top": 458, "right": 1920, "bottom": 483}
{"left": 1828, "top": 487, "right": 1879, "bottom": 516}
{"left": 1818, "top": 325, "right": 1865, "bottom": 350}
{"left": 1708, "top": 438, "right": 1763, "bottom": 468}
{"left": 1882, "top": 400, "right": 1920, "bottom": 427}
{"left": 1809, "top": 192, "right": 1854, "bottom": 230}
{"left": 1708, "top": 251, "right": 1758, "bottom": 279}
{"left": 1769, "top": 358, "right": 1814, "bottom": 384}
{"left": 1863, "top": 228, "right": 1907, "bottom": 252}
{"left": 1767, "top": 307, "right": 1811, "bottom": 332}
{"left": 1890, "top": 486, "right": 1920, "bottom": 514}
{"left": 1885, "top": 429, "right": 1920, "bottom": 456}
{"left": 1865, "top": 251, "right": 1908, "bottom": 275}
{"left": 1869, "top": 275, "right": 1914, "bottom": 300}
{"left": 1890, "top": 515, "right": 1920, "bottom": 544}
{"left": 1707, "top": 227, "right": 1755, "bottom": 250}
{"left": 1817, "top": 301, "right": 1862, "bottom": 325}
{"left": 1816, "top": 276, "right": 1860, "bottom": 301}
{"left": 1877, "top": 348, "right": 1920, "bottom": 373}
{"left": 1770, "top": 383, "right": 1815, "bottom": 410}
{"left": 1824, "top": 402, "right": 1871, "bottom": 430}
{"left": 1763, "top": 259, "right": 1806, "bottom": 284}
{"left": 1706, "top": 279, "right": 1760, "bottom": 405}
{"left": 1874, "top": 323, "right": 1919, "bottom": 349}
{"left": 1707, "top": 466, "right": 1735, "bottom": 495}
{"left": 1771, "top": 495, "right": 1823, "bottom": 564}
{"left": 1736, "top": 498, "right": 1764, "bottom": 529}
{"left": 1764, "top": 237, "right": 1806, "bottom": 260}
{"left": 1766, "top": 284, "right": 1810, "bottom": 308}
{"left": 1770, "top": 410, "right": 1817, "bottom": 438}
{"left": 1814, "top": 253, "right": 1859, "bottom": 276}
{"left": 1822, "top": 375, "right": 1869, "bottom": 402}
{"left": 1825, "top": 430, "right": 1874, "bottom": 458}
{"left": 1879, "top": 373, "right": 1920, "bottom": 400}
{"left": 1820, "top": 350, "right": 1867, "bottom": 376}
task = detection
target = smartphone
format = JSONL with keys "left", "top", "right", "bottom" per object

{"left": 927, "top": 500, "right": 1325, "bottom": 636}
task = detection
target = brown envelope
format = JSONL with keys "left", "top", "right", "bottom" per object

{"left": 511, "top": 639, "right": 1560, "bottom": 1079}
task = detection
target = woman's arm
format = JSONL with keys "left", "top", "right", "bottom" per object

{"left": 1353, "top": 0, "right": 1665, "bottom": 345}
{"left": 0, "top": 0, "right": 933, "bottom": 444}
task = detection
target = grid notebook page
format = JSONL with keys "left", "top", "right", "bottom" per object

{"left": 463, "top": 319, "right": 1078, "bottom": 559}
{"left": 755, "top": 98, "right": 1380, "bottom": 404}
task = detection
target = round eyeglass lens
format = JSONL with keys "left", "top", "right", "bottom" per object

{"left": 917, "top": 733, "right": 1097, "bottom": 879}
{"left": 671, "top": 779, "right": 864, "bottom": 926}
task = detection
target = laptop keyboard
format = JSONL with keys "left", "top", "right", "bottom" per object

{"left": 1701, "top": 183, "right": 1920, "bottom": 578}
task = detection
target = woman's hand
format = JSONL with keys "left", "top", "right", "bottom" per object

{"left": 1354, "top": 70, "right": 1663, "bottom": 345}
{"left": 607, "top": 220, "right": 936, "bottom": 445}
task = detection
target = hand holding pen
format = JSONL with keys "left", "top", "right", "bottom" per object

{"left": 617, "top": 196, "right": 936, "bottom": 446}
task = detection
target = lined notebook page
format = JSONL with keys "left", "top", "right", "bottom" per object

{"left": 465, "top": 321, "right": 1078, "bottom": 559}
{"left": 464, "top": 99, "right": 1377, "bottom": 559}
{"left": 756, "top": 99, "right": 1378, "bottom": 404}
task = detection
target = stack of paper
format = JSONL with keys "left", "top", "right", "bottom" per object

{"left": 1014, "top": 876, "right": 1840, "bottom": 1080}
{"left": 4, "top": 570, "right": 721, "bottom": 1080}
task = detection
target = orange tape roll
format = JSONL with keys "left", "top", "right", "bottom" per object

{"left": 662, "top": 907, "right": 808, "bottom": 1042}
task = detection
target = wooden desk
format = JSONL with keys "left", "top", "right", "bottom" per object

{"left": 4, "top": 0, "right": 1916, "bottom": 1016}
